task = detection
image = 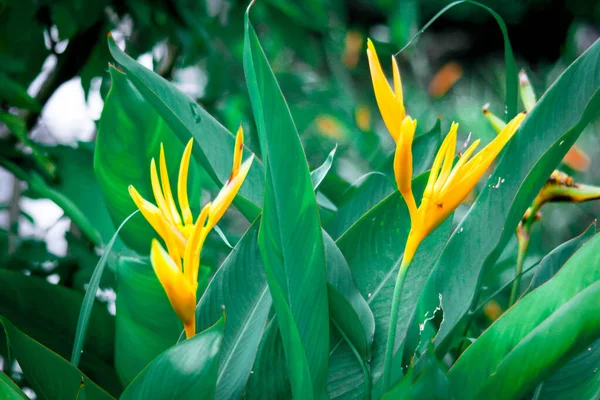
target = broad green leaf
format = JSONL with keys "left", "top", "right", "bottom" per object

{"left": 325, "top": 172, "right": 395, "bottom": 240}
{"left": 95, "top": 67, "right": 198, "bottom": 253}
{"left": 244, "top": 11, "right": 330, "bottom": 399}
{"left": 327, "top": 174, "right": 453, "bottom": 399}
{"left": 121, "top": 315, "right": 224, "bottom": 400}
{"left": 0, "top": 371, "right": 27, "bottom": 400}
{"left": 196, "top": 221, "right": 272, "bottom": 400}
{"left": 107, "top": 36, "right": 264, "bottom": 221}
{"left": 526, "top": 223, "right": 596, "bottom": 293}
{"left": 324, "top": 231, "right": 374, "bottom": 361}
{"left": 0, "top": 270, "right": 121, "bottom": 396}
{"left": 0, "top": 316, "right": 112, "bottom": 400}
{"left": 449, "top": 233, "right": 600, "bottom": 399}
{"left": 72, "top": 210, "right": 137, "bottom": 367}
{"left": 403, "top": 37, "right": 600, "bottom": 363}
{"left": 47, "top": 144, "right": 119, "bottom": 247}
{"left": 245, "top": 318, "right": 292, "bottom": 399}
{"left": 114, "top": 256, "right": 182, "bottom": 384}
{"left": 537, "top": 337, "right": 600, "bottom": 400}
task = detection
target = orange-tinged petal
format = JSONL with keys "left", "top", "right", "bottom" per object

{"left": 230, "top": 126, "right": 244, "bottom": 182}
{"left": 159, "top": 144, "right": 182, "bottom": 225}
{"left": 208, "top": 155, "right": 254, "bottom": 230}
{"left": 394, "top": 116, "right": 417, "bottom": 218}
{"left": 150, "top": 239, "right": 196, "bottom": 327}
{"left": 178, "top": 139, "right": 194, "bottom": 226}
{"left": 366, "top": 39, "right": 405, "bottom": 142}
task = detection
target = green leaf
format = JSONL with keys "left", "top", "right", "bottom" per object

{"left": 107, "top": 36, "right": 264, "bottom": 221}
{"left": 245, "top": 318, "right": 292, "bottom": 399}
{"left": 325, "top": 172, "right": 395, "bottom": 240}
{"left": 403, "top": 37, "right": 600, "bottom": 363}
{"left": 536, "top": 337, "right": 600, "bottom": 399}
{"left": 327, "top": 174, "right": 453, "bottom": 399}
{"left": 71, "top": 210, "right": 138, "bottom": 367}
{"left": 120, "top": 315, "right": 225, "bottom": 400}
{"left": 95, "top": 67, "right": 198, "bottom": 253}
{"left": 448, "top": 233, "right": 600, "bottom": 399}
{"left": 244, "top": 10, "right": 330, "bottom": 399}
{"left": 196, "top": 220, "right": 272, "bottom": 400}
{"left": 0, "top": 371, "right": 28, "bottom": 399}
{"left": 0, "top": 316, "right": 113, "bottom": 400}
{"left": 526, "top": 223, "right": 596, "bottom": 293}
{"left": 324, "top": 231, "right": 374, "bottom": 361}
{"left": 311, "top": 146, "right": 337, "bottom": 191}
{"left": 0, "top": 270, "right": 121, "bottom": 396}
{"left": 114, "top": 256, "right": 182, "bottom": 385}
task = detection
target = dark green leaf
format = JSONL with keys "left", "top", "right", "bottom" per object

{"left": 0, "top": 270, "right": 121, "bottom": 396}
{"left": 244, "top": 10, "right": 330, "bottom": 398}
{"left": 196, "top": 221, "right": 272, "bottom": 400}
{"left": 448, "top": 233, "right": 600, "bottom": 399}
{"left": 120, "top": 315, "right": 224, "bottom": 400}
{"left": 0, "top": 316, "right": 113, "bottom": 400}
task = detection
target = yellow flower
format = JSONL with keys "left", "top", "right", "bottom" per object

{"left": 366, "top": 39, "right": 405, "bottom": 142}
{"left": 129, "top": 126, "right": 254, "bottom": 338}
{"left": 398, "top": 114, "right": 526, "bottom": 264}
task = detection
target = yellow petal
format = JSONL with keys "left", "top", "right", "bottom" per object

{"left": 159, "top": 144, "right": 182, "bottom": 225}
{"left": 366, "top": 39, "right": 405, "bottom": 142}
{"left": 230, "top": 125, "right": 244, "bottom": 182}
{"left": 129, "top": 185, "right": 188, "bottom": 254}
{"left": 150, "top": 239, "right": 196, "bottom": 327}
{"left": 394, "top": 116, "right": 417, "bottom": 219}
{"left": 129, "top": 185, "right": 168, "bottom": 239}
{"left": 150, "top": 158, "right": 172, "bottom": 224}
{"left": 460, "top": 112, "right": 526, "bottom": 183}
{"left": 178, "top": 139, "right": 194, "bottom": 226}
{"left": 208, "top": 155, "right": 254, "bottom": 230}
{"left": 433, "top": 123, "right": 459, "bottom": 193}
{"left": 441, "top": 138, "right": 481, "bottom": 192}
{"left": 184, "top": 202, "right": 212, "bottom": 284}
{"left": 392, "top": 55, "right": 403, "bottom": 105}
{"left": 423, "top": 128, "right": 452, "bottom": 201}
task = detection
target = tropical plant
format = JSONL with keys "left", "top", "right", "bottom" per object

{"left": 2, "top": 1, "right": 600, "bottom": 399}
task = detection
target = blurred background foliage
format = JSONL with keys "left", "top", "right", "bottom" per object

{"left": 1, "top": 0, "right": 599, "bottom": 396}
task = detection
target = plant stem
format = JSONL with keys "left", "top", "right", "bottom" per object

{"left": 382, "top": 256, "right": 411, "bottom": 392}
{"left": 509, "top": 213, "right": 534, "bottom": 307}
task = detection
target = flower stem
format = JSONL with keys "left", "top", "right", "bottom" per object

{"left": 382, "top": 255, "right": 412, "bottom": 392}
{"left": 509, "top": 215, "right": 534, "bottom": 307}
